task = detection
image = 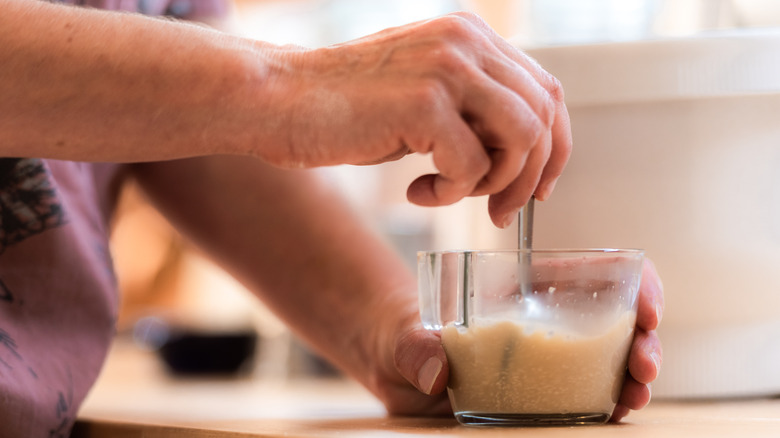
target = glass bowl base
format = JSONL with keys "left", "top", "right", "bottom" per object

{"left": 455, "top": 411, "right": 610, "bottom": 427}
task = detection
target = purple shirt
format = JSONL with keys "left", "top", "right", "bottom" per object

{"left": 0, "top": 160, "right": 124, "bottom": 437}
{"left": 0, "top": 2, "right": 228, "bottom": 436}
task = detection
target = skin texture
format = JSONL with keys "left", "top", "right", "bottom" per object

{"left": 1, "top": 1, "right": 570, "bottom": 227}
{"left": 0, "top": 0, "right": 662, "bottom": 422}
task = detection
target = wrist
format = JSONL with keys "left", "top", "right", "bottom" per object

{"left": 224, "top": 41, "right": 312, "bottom": 165}
{"left": 190, "top": 37, "right": 285, "bottom": 158}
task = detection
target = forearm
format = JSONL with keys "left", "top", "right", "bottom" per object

{"left": 0, "top": 1, "right": 277, "bottom": 161}
{"left": 129, "top": 156, "right": 418, "bottom": 392}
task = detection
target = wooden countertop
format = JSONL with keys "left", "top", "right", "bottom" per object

{"left": 74, "top": 338, "right": 780, "bottom": 438}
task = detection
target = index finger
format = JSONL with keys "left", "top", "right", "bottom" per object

{"left": 534, "top": 99, "right": 572, "bottom": 200}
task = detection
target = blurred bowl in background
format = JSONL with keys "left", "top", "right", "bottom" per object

{"left": 134, "top": 316, "right": 258, "bottom": 376}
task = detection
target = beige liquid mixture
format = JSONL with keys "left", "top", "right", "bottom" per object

{"left": 441, "top": 312, "right": 636, "bottom": 416}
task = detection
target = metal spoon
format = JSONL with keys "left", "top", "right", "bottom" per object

{"left": 500, "top": 197, "right": 536, "bottom": 373}
{"left": 517, "top": 197, "right": 534, "bottom": 296}
{"left": 518, "top": 196, "right": 535, "bottom": 253}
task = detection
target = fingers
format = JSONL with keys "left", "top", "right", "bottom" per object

{"left": 486, "top": 128, "right": 551, "bottom": 227}
{"left": 612, "top": 258, "right": 664, "bottom": 422}
{"left": 451, "top": 12, "right": 554, "bottom": 86}
{"left": 613, "top": 312, "right": 663, "bottom": 421}
{"left": 610, "top": 404, "right": 631, "bottom": 423}
{"left": 630, "top": 258, "right": 664, "bottom": 388}
{"left": 628, "top": 328, "right": 662, "bottom": 385}
{"left": 406, "top": 112, "right": 488, "bottom": 206}
{"left": 393, "top": 327, "right": 449, "bottom": 396}
{"left": 406, "top": 59, "right": 548, "bottom": 207}
{"left": 403, "top": 13, "right": 570, "bottom": 215}
{"left": 617, "top": 375, "right": 652, "bottom": 412}
{"left": 636, "top": 258, "right": 664, "bottom": 331}
{"left": 535, "top": 100, "right": 572, "bottom": 200}
{"left": 452, "top": 12, "right": 572, "bottom": 205}
{"left": 463, "top": 77, "right": 547, "bottom": 199}
{"left": 461, "top": 54, "right": 554, "bottom": 226}
{"left": 282, "top": 12, "right": 570, "bottom": 212}
{"left": 610, "top": 375, "right": 651, "bottom": 423}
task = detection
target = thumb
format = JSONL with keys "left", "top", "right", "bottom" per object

{"left": 393, "top": 326, "right": 449, "bottom": 395}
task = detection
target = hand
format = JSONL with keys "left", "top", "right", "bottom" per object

{"left": 367, "top": 296, "right": 451, "bottom": 416}
{"left": 610, "top": 258, "right": 664, "bottom": 422}
{"left": 262, "top": 12, "right": 572, "bottom": 227}
{"left": 370, "top": 258, "right": 664, "bottom": 420}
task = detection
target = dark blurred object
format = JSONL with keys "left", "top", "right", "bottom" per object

{"left": 134, "top": 316, "right": 257, "bottom": 376}
{"left": 158, "top": 329, "right": 258, "bottom": 376}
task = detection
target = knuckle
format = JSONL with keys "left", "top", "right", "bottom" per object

{"left": 453, "top": 156, "right": 490, "bottom": 195}
{"left": 450, "top": 11, "right": 485, "bottom": 27}
{"left": 524, "top": 52, "right": 566, "bottom": 103}
{"left": 544, "top": 73, "right": 564, "bottom": 107}
{"left": 523, "top": 112, "right": 546, "bottom": 147}
{"left": 536, "top": 77, "right": 563, "bottom": 129}
{"left": 475, "top": 151, "right": 491, "bottom": 175}
{"left": 432, "top": 13, "right": 478, "bottom": 41}
{"left": 413, "top": 78, "right": 449, "bottom": 113}
{"left": 538, "top": 93, "right": 556, "bottom": 130}
{"left": 427, "top": 42, "right": 468, "bottom": 73}
{"left": 547, "top": 74, "right": 565, "bottom": 103}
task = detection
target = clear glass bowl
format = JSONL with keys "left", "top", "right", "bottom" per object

{"left": 418, "top": 249, "right": 644, "bottom": 426}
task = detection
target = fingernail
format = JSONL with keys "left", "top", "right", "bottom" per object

{"left": 418, "top": 356, "right": 443, "bottom": 395}
{"left": 649, "top": 351, "right": 661, "bottom": 376}
{"left": 655, "top": 303, "right": 663, "bottom": 325}
{"left": 500, "top": 209, "right": 519, "bottom": 229}
{"left": 536, "top": 178, "right": 559, "bottom": 201}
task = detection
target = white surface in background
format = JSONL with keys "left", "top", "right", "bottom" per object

{"left": 234, "top": 0, "right": 461, "bottom": 47}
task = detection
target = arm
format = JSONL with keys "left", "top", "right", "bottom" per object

{"left": 129, "top": 156, "right": 449, "bottom": 414}
{"left": 1, "top": 0, "right": 272, "bottom": 162}
{"left": 2, "top": 1, "right": 569, "bottom": 226}
{"left": 129, "top": 156, "right": 664, "bottom": 419}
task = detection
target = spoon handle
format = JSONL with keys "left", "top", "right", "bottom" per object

{"left": 517, "top": 197, "right": 535, "bottom": 296}
{"left": 518, "top": 197, "right": 535, "bottom": 251}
